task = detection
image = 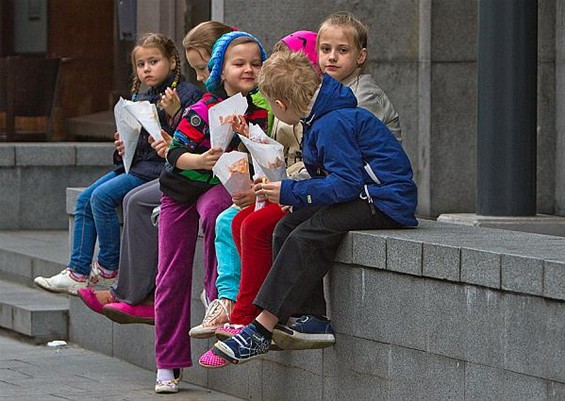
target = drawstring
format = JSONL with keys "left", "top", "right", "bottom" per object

{"left": 359, "top": 184, "right": 376, "bottom": 215}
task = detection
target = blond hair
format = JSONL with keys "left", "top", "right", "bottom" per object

{"left": 130, "top": 33, "right": 182, "bottom": 97}
{"left": 258, "top": 52, "right": 321, "bottom": 117}
{"left": 182, "top": 21, "right": 233, "bottom": 59}
{"left": 317, "top": 11, "right": 368, "bottom": 69}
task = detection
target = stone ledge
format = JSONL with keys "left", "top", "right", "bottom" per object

{"left": 0, "top": 143, "right": 114, "bottom": 167}
{"left": 438, "top": 213, "right": 565, "bottom": 237}
{"left": 349, "top": 220, "right": 565, "bottom": 301}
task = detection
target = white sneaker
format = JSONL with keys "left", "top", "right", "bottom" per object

{"left": 34, "top": 269, "right": 88, "bottom": 295}
{"left": 89, "top": 261, "right": 118, "bottom": 287}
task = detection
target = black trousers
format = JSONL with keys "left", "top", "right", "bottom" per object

{"left": 254, "top": 198, "right": 400, "bottom": 323}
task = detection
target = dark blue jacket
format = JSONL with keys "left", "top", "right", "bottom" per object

{"left": 279, "top": 74, "right": 418, "bottom": 227}
{"left": 113, "top": 74, "right": 203, "bottom": 181}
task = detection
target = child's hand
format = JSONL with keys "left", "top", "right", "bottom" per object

{"left": 255, "top": 180, "right": 281, "bottom": 204}
{"left": 149, "top": 131, "right": 172, "bottom": 158}
{"left": 220, "top": 114, "right": 249, "bottom": 137}
{"left": 199, "top": 147, "right": 223, "bottom": 169}
{"left": 113, "top": 132, "right": 124, "bottom": 156}
{"left": 232, "top": 115, "right": 249, "bottom": 137}
{"left": 232, "top": 188, "right": 255, "bottom": 208}
{"left": 159, "top": 87, "right": 181, "bottom": 117}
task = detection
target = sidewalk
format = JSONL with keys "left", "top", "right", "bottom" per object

{"left": 0, "top": 329, "right": 244, "bottom": 401}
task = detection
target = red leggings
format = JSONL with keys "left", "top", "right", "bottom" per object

{"left": 230, "top": 202, "right": 286, "bottom": 325}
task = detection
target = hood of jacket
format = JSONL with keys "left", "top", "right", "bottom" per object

{"left": 302, "top": 74, "right": 357, "bottom": 128}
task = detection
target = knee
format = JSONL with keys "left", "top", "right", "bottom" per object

{"left": 214, "top": 211, "right": 233, "bottom": 237}
{"left": 90, "top": 186, "right": 115, "bottom": 211}
{"left": 75, "top": 190, "right": 91, "bottom": 210}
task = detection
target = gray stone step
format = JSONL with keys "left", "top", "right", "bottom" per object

{"left": 0, "top": 279, "right": 68, "bottom": 343}
{"left": 0, "top": 230, "right": 68, "bottom": 287}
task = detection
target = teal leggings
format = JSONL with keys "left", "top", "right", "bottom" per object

{"left": 214, "top": 205, "right": 241, "bottom": 301}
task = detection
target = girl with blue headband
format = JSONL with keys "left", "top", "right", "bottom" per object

{"left": 154, "top": 30, "right": 268, "bottom": 393}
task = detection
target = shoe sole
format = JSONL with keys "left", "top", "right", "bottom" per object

{"left": 272, "top": 326, "right": 335, "bottom": 350}
{"left": 212, "top": 342, "right": 264, "bottom": 365}
{"left": 189, "top": 325, "right": 221, "bottom": 339}
{"left": 34, "top": 281, "right": 81, "bottom": 296}
{"left": 102, "top": 307, "right": 154, "bottom": 325}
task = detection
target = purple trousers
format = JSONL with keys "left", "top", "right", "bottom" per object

{"left": 155, "top": 185, "right": 231, "bottom": 369}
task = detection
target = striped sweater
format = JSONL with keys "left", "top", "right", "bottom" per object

{"left": 159, "top": 87, "right": 268, "bottom": 202}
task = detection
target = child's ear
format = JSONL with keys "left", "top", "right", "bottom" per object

{"left": 170, "top": 57, "right": 177, "bottom": 71}
{"left": 357, "top": 48, "right": 367, "bottom": 66}
{"left": 275, "top": 99, "right": 287, "bottom": 111}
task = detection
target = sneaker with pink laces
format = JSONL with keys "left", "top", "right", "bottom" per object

{"left": 198, "top": 348, "right": 230, "bottom": 368}
{"left": 189, "top": 298, "right": 234, "bottom": 339}
{"left": 89, "top": 261, "right": 118, "bottom": 287}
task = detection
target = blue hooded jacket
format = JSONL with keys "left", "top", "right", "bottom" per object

{"left": 279, "top": 74, "right": 418, "bottom": 227}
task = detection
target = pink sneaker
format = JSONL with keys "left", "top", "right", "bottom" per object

{"left": 198, "top": 348, "right": 230, "bottom": 368}
{"left": 214, "top": 324, "right": 245, "bottom": 341}
{"left": 102, "top": 302, "right": 154, "bottom": 325}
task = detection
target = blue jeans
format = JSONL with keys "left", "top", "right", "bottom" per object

{"left": 214, "top": 205, "right": 241, "bottom": 301}
{"left": 69, "top": 171, "right": 146, "bottom": 275}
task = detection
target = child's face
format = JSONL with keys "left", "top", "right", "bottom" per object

{"left": 134, "top": 46, "right": 175, "bottom": 88}
{"left": 186, "top": 48, "right": 210, "bottom": 83}
{"left": 267, "top": 97, "right": 301, "bottom": 125}
{"left": 318, "top": 26, "right": 367, "bottom": 82}
{"left": 221, "top": 42, "right": 262, "bottom": 96}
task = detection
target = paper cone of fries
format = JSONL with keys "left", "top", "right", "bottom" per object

{"left": 209, "top": 92, "right": 248, "bottom": 150}
{"left": 121, "top": 98, "right": 163, "bottom": 141}
{"left": 238, "top": 123, "right": 287, "bottom": 182}
{"left": 114, "top": 98, "right": 142, "bottom": 173}
{"left": 212, "top": 151, "right": 252, "bottom": 195}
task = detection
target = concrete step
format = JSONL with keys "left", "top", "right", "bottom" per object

{"left": 0, "top": 279, "right": 69, "bottom": 343}
{"left": 0, "top": 230, "right": 68, "bottom": 287}
{"left": 65, "top": 110, "right": 116, "bottom": 141}
{"left": 0, "top": 231, "right": 69, "bottom": 342}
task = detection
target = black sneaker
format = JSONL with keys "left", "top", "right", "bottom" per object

{"left": 212, "top": 323, "right": 270, "bottom": 364}
{"left": 272, "top": 315, "right": 336, "bottom": 350}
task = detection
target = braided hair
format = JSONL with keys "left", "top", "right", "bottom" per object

{"left": 130, "top": 33, "right": 182, "bottom": 100}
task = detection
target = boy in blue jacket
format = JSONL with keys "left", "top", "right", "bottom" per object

{"left": 210, "top": 51, "right": 418, "bottom": 365}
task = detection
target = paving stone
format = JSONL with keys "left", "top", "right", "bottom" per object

{"left": 15, "top": 144, "right": 75, "bottom": 166}
{"left": 461, "top": 248, "right": 501, "bottom": 289}
{"left": 0, "top": 145, "right": 15, "bottom": 166}
{"left": 386, "top": 237, "right": 423, "bottom": 275}
{"left": 423, "top": 243, "right": 460, "bottom": 281}
{"left": 352, "top": 231, "right": 386, "bottom": 269}
{"left": 544, "top": 260, "right": 565, "bottom": 301}
{"left": 501, "top": 254, "right": 544, "bottom": 296}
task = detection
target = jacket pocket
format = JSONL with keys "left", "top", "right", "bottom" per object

{"left": 364, "top": 163, "right": 381, "bottom": 184}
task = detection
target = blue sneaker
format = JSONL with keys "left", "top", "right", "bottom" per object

{"left": 272, "top": 315, "right": 336, "bottom": 350}
{"left": 212, "top": 323, "right": 270, "bottom": 364}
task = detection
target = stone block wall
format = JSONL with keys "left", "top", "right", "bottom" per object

{"left": 0, "top": 143, "right": 114, "bottom": 230}
{"left": 69, "top": 220, "right": 565, "bottom": 400}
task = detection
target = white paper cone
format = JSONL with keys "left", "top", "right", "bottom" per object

{"left": 122, "top": 99, "right": 163, "bottom": 141}
{"left": 114, "top": 97, "right": 141, "bottom": 174}
{"left": 212, "top": 151, "right": 252, "bottom": 195}
{"left": 209, "top": 92, "right": 248, "bottom": 150}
